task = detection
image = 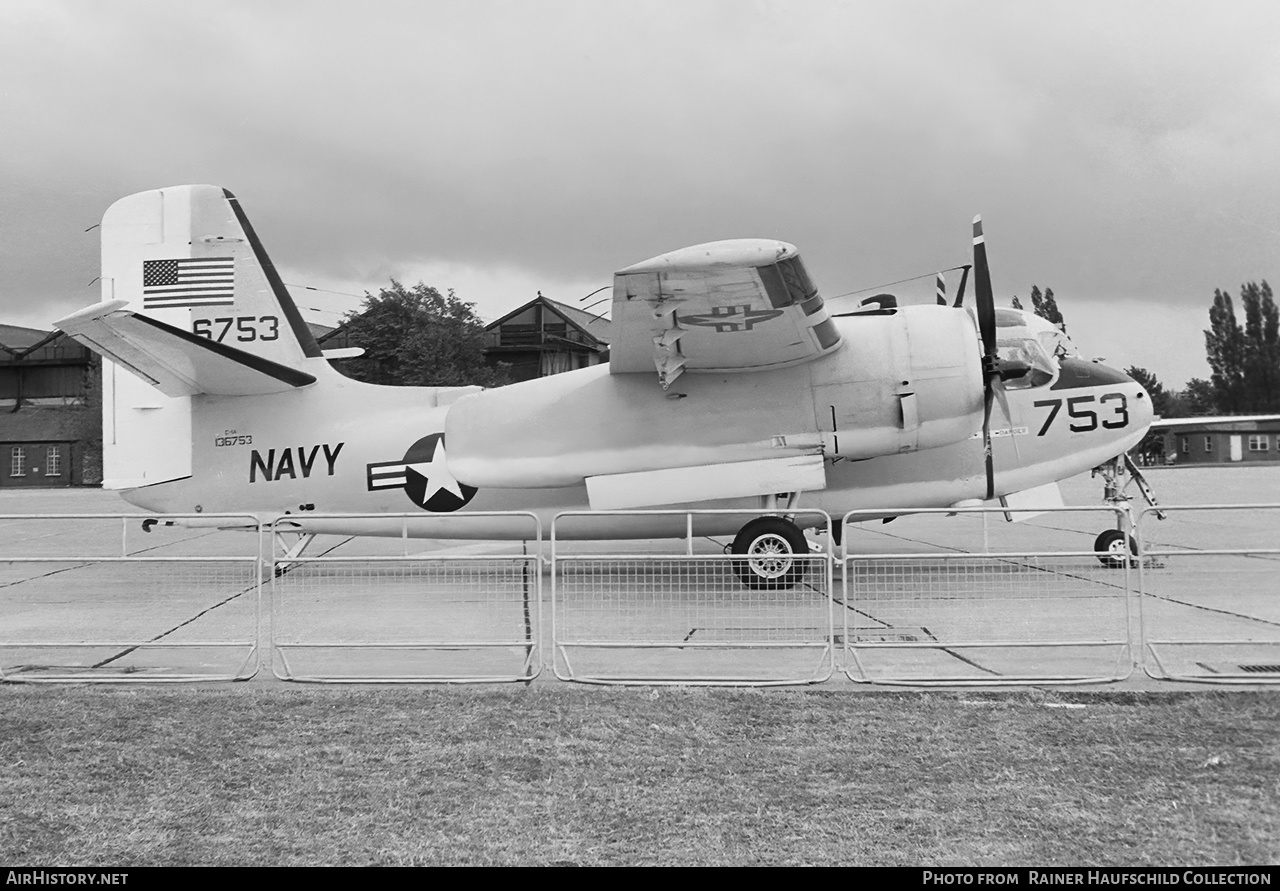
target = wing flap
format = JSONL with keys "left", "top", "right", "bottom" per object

{"left": 585, "top": 454, "right": 827, "bottom": 510}
{"left": 55, "top": 300, "right": 316, "bottom": 397}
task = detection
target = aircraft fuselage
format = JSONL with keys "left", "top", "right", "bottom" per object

{"left": 122, "top": 310, "right": 1151, "bottom": 540}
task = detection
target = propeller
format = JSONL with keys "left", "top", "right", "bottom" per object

{"left": 972, "top": 215, "right": 1000, "bottom": 500}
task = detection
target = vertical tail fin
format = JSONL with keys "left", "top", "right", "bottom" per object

{"left": 95, "top": 185, "right": 325, "bottom": 487}
{"left": 102, "top": 185, "right": 323, "bottom": 364}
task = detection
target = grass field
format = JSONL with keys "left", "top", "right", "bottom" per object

{"left": 2, "top": 686, "right": 1277, "bottom": 866}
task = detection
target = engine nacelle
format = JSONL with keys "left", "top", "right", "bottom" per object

{"left": 444, "top": 304, "right": 983, "bottom": 490}
{"left": 812, "top": 304, "right": 984, "bottom": 459}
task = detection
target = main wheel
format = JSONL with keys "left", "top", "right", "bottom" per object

{"left": 1094, "top": 529, "right": 1137, "bottom": 568}
{"left": 731, "top": 517, "right": 810, "bottom": 589}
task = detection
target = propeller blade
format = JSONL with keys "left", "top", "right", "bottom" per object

{"left": 935, "top": 271, "right": 947, "bottom": 306}
{"left": 973, "top": 216, "right": 999, "bottom": 500}
{"left": 972, "top": 216, "right": 997, "bottom": 356}
{"left": 994, "top": 382, "right": 1021, "bottom": 464}
{"left": 982, "top": 386, "right": 996, "bottom": 501}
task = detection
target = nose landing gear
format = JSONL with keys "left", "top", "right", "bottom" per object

{"left": 1092, "top": 453, "right": 1164, "bottom": 568}
{"left": 1093, "top": 528, "right": 1138, "bottom": 569}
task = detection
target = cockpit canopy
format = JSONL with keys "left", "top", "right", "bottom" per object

{"left": 992, "top": 307, "right": 1079, "bottom": 389}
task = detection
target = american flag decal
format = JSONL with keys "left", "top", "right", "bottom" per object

{"left": 142, "top": 257, "right": 235, "bottom": 308}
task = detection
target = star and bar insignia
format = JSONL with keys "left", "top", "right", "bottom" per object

{"left": 366, "top": 433, "right": 478, "bottom": 512}
{"left": 679, "top": 304, "right": 783, "bottom": 333}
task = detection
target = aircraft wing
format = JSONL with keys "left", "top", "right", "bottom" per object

{"left": 55, "top": 299, "right": 316, "bottom": 397}
{"left": 608, "top": 239, "right": 843, "bottom": 388}
{"left": 1149, "top": 415, "right": 1280, "bottom": 427}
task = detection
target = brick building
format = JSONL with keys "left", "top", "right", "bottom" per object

{"left": 0, "top": 324, "right": 102, "bottom": 487}
{"left": 1161, "top": 417, "right": 1280, "bottom": 464}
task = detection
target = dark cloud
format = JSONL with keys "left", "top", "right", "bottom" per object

{"left": 4, "top": 0, "right": 1279, "bottom": 386}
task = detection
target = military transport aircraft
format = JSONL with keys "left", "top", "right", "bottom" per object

{"left": 54, "top": 185, "right": 1155, "bottom": 587}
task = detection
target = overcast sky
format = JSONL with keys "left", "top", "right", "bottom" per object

{"left": 4, "top": 0, "right": 1280, "bottom": 387}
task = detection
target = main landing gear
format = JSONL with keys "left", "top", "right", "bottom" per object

{"left": 729, "top": 493, "right": 815, "bottom": 590}
{"left": 1091, "top": 453, "right": 1164, "bottom": 568}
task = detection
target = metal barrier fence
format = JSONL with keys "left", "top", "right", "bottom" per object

{"left": 550, "top": 509, "right": 835, "bottom": 685}
{"left": 269, "top": 513, "right": 542, "bottom": 683}
{"left": 840, "top": 506, "right": 1134, "bottom": 686}
{"left": 0, "top": 514, "right": 262, "bottom": 682}
{"left": 6, "top": 502, "right": 1280, "bottom": 687}
{"left": 1137, "top": 504, "right": 1280, "bottom": 684}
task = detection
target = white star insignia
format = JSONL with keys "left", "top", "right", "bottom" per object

{"left": 405, "top": 439, "right": 464, "bottom": 504}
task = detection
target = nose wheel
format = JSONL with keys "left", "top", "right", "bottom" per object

{"left": 1093, "top": 528, "right": 1137, "bottom": 568}
{"left": 731, "top": 516, "right": 810, "bottom": 590}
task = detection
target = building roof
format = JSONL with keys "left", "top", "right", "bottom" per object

{"left": 0, "top": 324, "right": 56, "bottom": 354}
{"left": 0, "top": 324, "right": 87, "bottom": 364}
{"left": 484, "top": 294, "right": 612, "bottom": 346}
{"left": 543, "top": 298, "right": 612, "bottom": 345}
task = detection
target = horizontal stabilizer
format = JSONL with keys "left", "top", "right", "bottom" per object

{"left": 55, "top": 300, "right": 316, "bottom": 397}
{"left": 585, "top": 454, "right": 827, "bottom": 510}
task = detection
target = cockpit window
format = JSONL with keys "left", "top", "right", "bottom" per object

{"left": 995, "top": 308, "right": 1025, "bottom": 328}
{"left": 997, "top": 335, "right": 1058, "bottom": 389}
{"left": 988, "top": 307, "right": 1083, "bottom": 388}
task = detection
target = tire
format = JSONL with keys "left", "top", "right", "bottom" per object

{"left": 731, "top": 517, "right": 810, "bottom": 589}
{"left": 1094, "top": 529, "right": 1137, "bottom": 568}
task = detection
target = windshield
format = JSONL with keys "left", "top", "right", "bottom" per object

{"left": 993, "top": 308, "right": 1071, "bottom": 388}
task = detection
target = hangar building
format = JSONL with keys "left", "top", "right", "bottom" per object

{"left": 0, "top": 324, "right": 101, "bottom": 488}
{"left": 483, "top": 294, "right": 611, "bottom": 382}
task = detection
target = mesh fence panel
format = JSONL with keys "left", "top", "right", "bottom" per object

{"left": 1138, "top": 505, "right": 1280, "bottom": 683}
{"left": 0, "top": 513, "right": 262, "bottom": 682}
{"left": 839, "top": 506, "right": 1133, "bottom": 685}
{"left": 272, "top": 556, "right": 541, "bottom": 682}
{"left": 551, "top": 539, "right": 834, "bottom": 685}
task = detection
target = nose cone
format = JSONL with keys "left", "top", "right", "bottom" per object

{"left": 1124, "top": 368, "right": 1156, "bottom": 432}
{"left": 1052, "top": 357, "right": 1153, "bottom": 442}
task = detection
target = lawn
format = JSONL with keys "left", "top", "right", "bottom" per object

{"left": 1, "top": 687, "right": 1276, "bottom": 866}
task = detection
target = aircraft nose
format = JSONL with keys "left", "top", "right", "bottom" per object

{"left": 1053, "top": 357, "right": 1153, "bottom": 432}
{"left": 1113, "top": 364, "right": 1155, "bottom": 431}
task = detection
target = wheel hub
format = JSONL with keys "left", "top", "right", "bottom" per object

{"left": 748, "top": 533, "right": 794, "bottom": 578}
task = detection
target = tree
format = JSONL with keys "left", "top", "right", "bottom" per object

{"left": 1205, "top": 287, "right": 1248, "bottom": 412}
{"left": 1180, "top": 378, "right": 1217, "bottom": 416}
{"left": 337, "top": 281, "right": 509, "bottom": 388}
{"left": 1241, "top": 280, "right": 1280, "bottom": 411}
{"left": 1029, "top": 285, "right": 1067, "bottom": 332}
{"left": 1204, "top": 281, "right": 1279, "bottom": 413}
{"left": 1011, "top": 296, "right": 1024, "bottom": 311}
